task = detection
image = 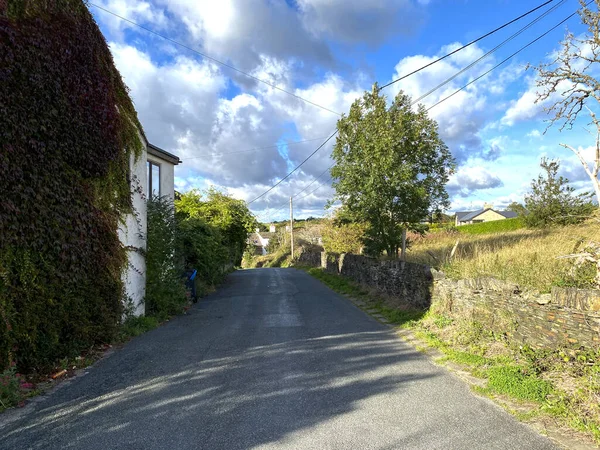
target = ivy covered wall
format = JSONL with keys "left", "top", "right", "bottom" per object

{"left": 0, "top": 0, "right": 143, "bottom": 372}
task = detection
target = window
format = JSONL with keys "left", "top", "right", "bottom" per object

{"left": 147, "top": 161, "right": 161, "bottom": 198}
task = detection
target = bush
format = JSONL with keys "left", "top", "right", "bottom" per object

{"left": 145, "top": 197, "right": 187, "bottom": 320}
{"left": 119, "top": 316, "right": 159, "bottom": 340}
{"left": 524, "top": 158, "right": 594, "bottom": 228}
{"left": 177, "top": 217, "right": 228, "bottom": 286}
{"left": 0, "top": 366, "right": 21, "bottom": 410}
{"left": 457, "top": 217, "right": 525, "bottom": 235}
{"left": 321, "top": 220, "right": 366, "bottom": 254}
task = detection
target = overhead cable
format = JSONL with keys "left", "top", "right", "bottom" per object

{"left": 89, "top": 3, "right": 342, "bottom": 116}
{"left": 378, "top": 0, "right": 557, "bottom": 91}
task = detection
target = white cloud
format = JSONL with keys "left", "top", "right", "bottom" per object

{"left": 447, "top": 165, "right": 504, "bottom": 198}
{"left": 384, "top": 42, "right": 515, "bottom": 162}
{"left": 298, "top": 0, "right": 424, "bottom": 44}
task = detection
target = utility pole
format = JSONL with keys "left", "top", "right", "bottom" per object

{"left": 289, "top": 196, "right": 294, "bottom": 260}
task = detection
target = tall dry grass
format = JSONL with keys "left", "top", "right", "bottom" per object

{"left": 406, "top": 222, "right": 600, "bottom": 292}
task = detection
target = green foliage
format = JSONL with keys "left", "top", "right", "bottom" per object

{"left": 506, "top": 202, "right": 528, "bottom": 217}
{"left": 0, "top": 0, "right": 143, "bottom": 372}
{"left": 0, "top": 366, "right": 20, "bottom": 410}
{"left": 175, "top": 189, "right": 254, "bottom": 285}
{"left": 176, "top": 188, "right": 257, "bottom": 266}
{"left": 146, "top": 197, "right": 187, "bottom": 320}
{"left": 456, "top": 217, "right": 525, "bottom": 235}
{"left": 321, "top": 220, "right": 366, "bottom": 254}
{"left": 331, "top": 85, "right": 455, "bottom": 257}
{"left": 487, "top": 365, "right": 553, "bottom": 402}
{"left": 524, "top": 158, "right": 594, "bottom": 228}
{"left": 118, "top": 316, "right": 159, "bottom": 340}
{"left": 177, "top": 216, "right": 227, "bottom": 286}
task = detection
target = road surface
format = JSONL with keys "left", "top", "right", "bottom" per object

{"left": 0, "top": 268, "right": 556, "bottom": 449}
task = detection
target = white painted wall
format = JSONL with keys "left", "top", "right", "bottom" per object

{"left": 118, "top": 141, "right": 179, "bottom": 317}
{"left": 118, "top": 144, "right": 148, "bottom": 317}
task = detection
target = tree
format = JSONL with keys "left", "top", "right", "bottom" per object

{"left": 524, "top": 158, "right": 594, "bottom": 228}
{"left": 176, "top": 188, "right": 257, "bottom": 266}
{"left": 506, "top": 202, "right": 528, "bottom": 217}
{"left": 321, "top": 221, "right": 366, "bottom": 254}
{"left": 531, "top": 0, "right": 600, "bottom": 208}
{"left": 330, "top": 85, "right": 454, "bottom": 258}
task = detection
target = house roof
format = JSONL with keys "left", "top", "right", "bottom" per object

{"left": 148, "top": 143, "right": 181, "bottom": 165}
{"left": 457, "top": 209, "right": 518, "bottom": 222}
{"left": 455, "top": 211, "right": 473, "bottom": 221}
{"left": 498, "top": 210, "right": 518, "bottom": 219}
{"left": 459, "top": 209, "right": 486, "bottom": 222}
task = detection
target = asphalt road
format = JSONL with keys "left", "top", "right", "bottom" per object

{"left": 1, "top": 268, "right": 556, "bottom": 449}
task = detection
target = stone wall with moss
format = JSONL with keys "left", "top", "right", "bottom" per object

{"left": 320, "top": 251, "right": 600, "bottom": 349}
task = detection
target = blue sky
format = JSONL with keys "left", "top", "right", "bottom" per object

{"left": 90, "top": 0, "right": 598, "bottom": 220}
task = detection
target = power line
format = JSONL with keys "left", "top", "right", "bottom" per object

{"left": 293, "top": 163, "right": 334, "bottom": 199}
{"left": 426, "top": 2, "right": 589, "bottom": 112}
{"left": 295, "top": 176, "right": 332, "bottom": 202}
{"left": 378, "top": 0, "right": 557, "bottom": 91}
{"left": 247, "top": 1, "right": 562, "bottom": 211}
{"left": 181, "top": 136, "right": 329, "bottom": 160}
{"left": 88, "top": 3, "right": 342, "bottom": 116}
{"left": 412, "top": 0, "right": 566, "bottom": 105}
{"left": 247, "top": 131, "right": 338, "bottom": 204}
{"left": 256, "top": 164, "right": 334, "bottom": 216}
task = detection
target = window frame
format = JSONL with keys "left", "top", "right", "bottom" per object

{"left": 147, "top": 160, "right": 161, "bottom": 199}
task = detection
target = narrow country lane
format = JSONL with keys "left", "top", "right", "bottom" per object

{"left": 0, "top": 268, "right": 556, "bottom": 450}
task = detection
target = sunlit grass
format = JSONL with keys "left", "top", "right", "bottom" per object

{"left": 406, "top": 222, "right": 600, "bottom": 291}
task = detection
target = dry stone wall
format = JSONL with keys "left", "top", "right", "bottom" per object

{"left": 434, "top": 278, "right": 600, "bottom": 349}
{"left": 318, "top": 251, "right": 600, "bottom": 349}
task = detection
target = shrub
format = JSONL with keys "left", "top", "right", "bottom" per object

{"left": 177, "top": 217, "right": 228, "bottom": 287}
{"left": 524, "top": 158, "right": 594, "bottom": 228}
{"left": 321, "top": 220, "right": 366, "bottom": 254}
{"left": 0, "top": 366, "right": 20, "bottom": 410}
{"left": 145, "top": 197, "right": 187, "bottom": 320}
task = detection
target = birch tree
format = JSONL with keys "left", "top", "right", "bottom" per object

{"left": 532, "top": 0, "right": 600, "bottom": 207}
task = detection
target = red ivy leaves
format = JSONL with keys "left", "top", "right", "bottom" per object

{"left": 0, "top": 1, "right": 142, "bottom": 372}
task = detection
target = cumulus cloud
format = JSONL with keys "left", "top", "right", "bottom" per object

{"left": 297, "top": 0, "right": 424, "bottom": 44}
{"left": 384, "top": 42, "right": 510, "bottom": 162}
{"left": 447, "top": 166, "right": 504, "bottom": 198}
{"left": 97, "top": 2, "right": 546, "bottom": 219}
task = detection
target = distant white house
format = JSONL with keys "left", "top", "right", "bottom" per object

{"left": 455, "top": 203, "right": 518, "bottom": 226}
{"left": 118, "top": 137, "right": 181, "bottom": 316}
{"left": 249, "top": 224, "right": 278, "bottom": 256}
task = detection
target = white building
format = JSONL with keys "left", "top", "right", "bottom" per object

{"left": 118, "top": 138, "right": 181, "bottom": 316}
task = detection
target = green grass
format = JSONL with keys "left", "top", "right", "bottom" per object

{"left": 305, "top": 266, "right": 600, "bottom": 444}
{"left": 306, "top": 268, "right": 425, "bottom": 325}
{"left": 486, "top": 365, "right": 553, "bottom": 402}
{"left": 118, "top": 315, "right": 159, "bottom": 340}
{"left": 456, "top": 217, "right": 525, "bottom": 235}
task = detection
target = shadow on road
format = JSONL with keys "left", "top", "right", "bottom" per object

{"left": 1, "top": 270, "right": 438, "bottom": 449}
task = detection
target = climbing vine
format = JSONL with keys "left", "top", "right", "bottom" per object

{"left": 0, "top": 0, "right": 143, "bottom": 372}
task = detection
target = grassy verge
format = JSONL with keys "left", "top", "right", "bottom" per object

{"left": 405, "top": 221, "right": 600, "bottom": 292}
{"left": 304, "top": 267, "right": 600, "bottom": 446}
{"left": 411, "top": 312, "right": 600, "bottom": 444}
